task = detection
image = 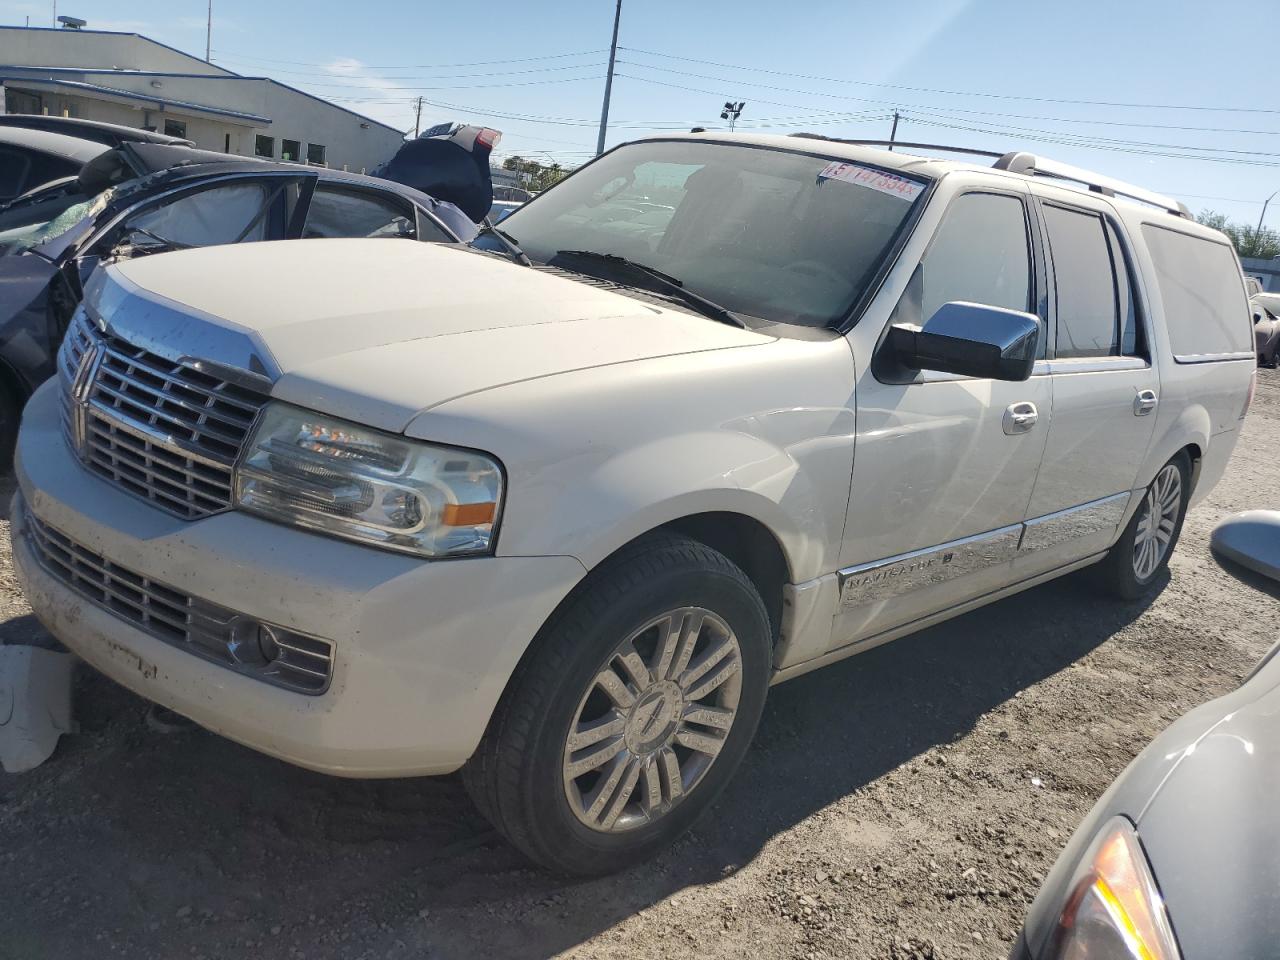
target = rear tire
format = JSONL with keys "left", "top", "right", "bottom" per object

{"left": 1097, "top": 452, "right": 1191, "bottom": 600}
{"left": 463, "top": 533, "right": 771, "bottom": 876}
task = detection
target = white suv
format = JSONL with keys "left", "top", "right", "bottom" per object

{"left": 12, "top": 133, "right": 1256, "bottom": 874}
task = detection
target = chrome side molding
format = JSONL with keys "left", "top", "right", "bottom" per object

{"left": 1020, "top": 493, "right": 1129, "bottom": 554}
{"left": 839, "top": 493, "right": 1133, "bottom": 608}
{"left": 1172, "top": 351, "right": 1256, "bottom": 365}
{"left": 838, "top": 525, "right": 1022, "bottom": 607}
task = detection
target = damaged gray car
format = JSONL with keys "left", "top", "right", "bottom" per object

{"left": 0, "top": 141, "right": 472, "bottom": 464}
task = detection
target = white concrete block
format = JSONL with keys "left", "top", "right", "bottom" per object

{"left": 0, "top": 646, "right": 76, "bottom": 773}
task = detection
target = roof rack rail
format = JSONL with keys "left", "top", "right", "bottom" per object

{"left": 786, "top": 134, "right": 1192, "bottom": 219}
{"left": 993, "top": 151, "right": 1191, "bottom": 218}
{"left": 789, "top": 134, "right": 1005, "bottom": 161}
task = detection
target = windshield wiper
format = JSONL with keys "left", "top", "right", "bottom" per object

{"left": 477, "top": 217, "right": 531, "bottom": 266}
{"left": 552, "top": 250, "right": 746, "bottom": 328}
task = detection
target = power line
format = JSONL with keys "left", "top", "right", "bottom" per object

{"left": 903, "top": 115, "right": 1280, "bottom": 168}
{"left": 211, "top": 48, "right": 606, "bottom": 69}
{"left": 233, "top": 48, "right": 1280, "bottom": 138}
{"left": 615, "top": 73, "right": 888, "bottom": 119}
{"left": 212, "top": 58, "right": 611, "bottom": 81}
{"left": 408, "top": 93, "right": 886, "bottom": 132}
{"left": 276, "top": 73, "right": 607, "bottom": 92}
{"left": 903, "top": 108, "right": 1280, "bottom": 158}
{"left": 615, "top": 73, "right": 1276, "bottom": 167}
{"left": 619, "top": 60, "right": 1280, "bottom": 132}
{"left": 1168, "top": 193, "right": 1268, "bottom": 204}
{"left": 620, "top": 46, "right": 1280, "bottom": 116}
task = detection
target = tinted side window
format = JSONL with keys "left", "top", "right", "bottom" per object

{"left": 918, "top": 192, "right": 1032, "bottom": 322}
{"left": 1105, "top": 220, "right": 1144, "bottom": 357}
{"left": 0, "top": 148, "right": 31, "bottom": 200}
{"left": 1043, "top": 205, "right": 1121, "bottom": 358}
{"left": 11, "top": 152, "right": 81, "bottom": 201}
{"left": 128, "top": 182, "right": 274, "bottom": 246}
{"left": 1141, "top": 225, "right": 1252, "bottom": 357}
{"left": 303, "top": 188, "right": 415, "bottom": 239}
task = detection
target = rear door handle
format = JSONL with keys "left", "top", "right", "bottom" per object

{"left": 1134, "top": 389, "right": 1158, "bottom": 417}
{"left": 1003, "top": 401, "right": 1039, "bottom": 435}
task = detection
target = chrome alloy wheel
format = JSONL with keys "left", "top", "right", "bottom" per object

{"left": 1133, "top": 463, "right": 1183, "bottom": 580}
{"left": 562, "top": 607, "right": 743, "bottom": 833}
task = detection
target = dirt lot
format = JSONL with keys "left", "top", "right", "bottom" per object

{"left": 2, "top": 372, "right": 1279, "bottom": 960}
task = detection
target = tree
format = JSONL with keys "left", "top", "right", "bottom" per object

{"left": 1196, "top": 209, "right": 1280, "bottom": 259}
{"left": 496, "top": 156, "right": 572, "bottom": 191}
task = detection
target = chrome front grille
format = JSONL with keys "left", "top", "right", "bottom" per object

{"left": 24, "top": 510, "right": 334, "bottom": 694}
{"left": 58, "top": 309, "right": 270, "bottom": 520}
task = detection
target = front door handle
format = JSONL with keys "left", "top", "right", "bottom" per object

{"left": 1134, "top": 389, "right": 1158, "bottom": 417}
{"left": 1003, "top": 401, "right": 1039, "bottom": 435}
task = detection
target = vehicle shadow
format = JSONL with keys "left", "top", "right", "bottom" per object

{"left": 1209, "top": 551, "right": 1280, "bottom": 601}
{"left": 0, "top": 567, "right": 1159, "bottom": 960}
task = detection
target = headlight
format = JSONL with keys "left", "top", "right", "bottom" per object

{"left": 234, "top": 403, "right": 503, "bottom": 558}
{"left": 1046, "top": 817, "right": 1181, "bottom": 960}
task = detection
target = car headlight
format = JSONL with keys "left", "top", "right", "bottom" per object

{"left": 234, "top": 403, "right": 503, "bottom": 558}
{"left": 1045, "top": 817, "right": 1181, "bottom": 960}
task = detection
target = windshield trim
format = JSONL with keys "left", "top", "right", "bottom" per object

{"left": 494, "top": 136, "right": 936, "bottom": 333}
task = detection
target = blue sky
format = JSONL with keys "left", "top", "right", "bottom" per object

{"left": 4, "top": 0, "right": 1278, "bottom": 228}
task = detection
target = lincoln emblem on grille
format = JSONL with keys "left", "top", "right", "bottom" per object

{"left": 68, "top": 340, "right": 104, "bottom": 457}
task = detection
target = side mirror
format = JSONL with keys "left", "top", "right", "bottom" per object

{"left": 886, "top": 301, "right": 1040, "bottom": 382}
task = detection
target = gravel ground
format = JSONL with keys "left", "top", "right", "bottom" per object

{"left": 2, "top": 371, "right": 1278, "bottom": 960}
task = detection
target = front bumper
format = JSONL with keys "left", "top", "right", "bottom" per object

{"left": 13, "top": 379, "right": 586, "bottom": 777}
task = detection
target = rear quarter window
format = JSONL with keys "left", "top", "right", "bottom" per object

{"left": 1141, "top": 224, "right": 1252, "bottom": 358}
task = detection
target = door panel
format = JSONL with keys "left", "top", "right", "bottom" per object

{"left": 834, "top": 187, "right": 1051, "bottom": 647}
{"left": 1019, "top": 197, "right": 1158, "bottom": 572}
{"left": 834, "top": 373, "right": 1051, "bottom": 642}
{"left": 1026, "top": 361, "right": 1157, "bottom": 517}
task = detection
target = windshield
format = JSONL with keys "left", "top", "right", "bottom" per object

{"left": 493, "top": 139, "right": 929, "bottom": 327}
{"left": 0, "top": 189, "right": 110, "bottom": 256}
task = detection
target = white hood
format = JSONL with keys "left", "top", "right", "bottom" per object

{"left": 108, "top": 239, "right": 773, "bottom": 431}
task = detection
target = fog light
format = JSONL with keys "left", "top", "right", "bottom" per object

{"left": 227, "top": 619, "right": 279, "bottom": 667}
{"left": 257, "top": 624, "right": 282, "bottom": 663}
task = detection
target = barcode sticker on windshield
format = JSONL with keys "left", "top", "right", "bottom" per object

{"left": 817, "top": 162, "right": 924, "bottom": 201}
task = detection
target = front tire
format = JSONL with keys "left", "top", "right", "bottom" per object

{"left": 463, "top": 534, "right": 772, "bottom": 875}
{"left": 1098, "top": 452, "right": 1191, "bottom": 600}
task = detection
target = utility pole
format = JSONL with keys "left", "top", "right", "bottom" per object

{"left": 205, "top": 0, "right": 212, "bottom": 61}
{"left": 1255, "top": 190, "right": 1277, "bottom": 250}
{"left": 596, "top": 0, "right": 622, "bottom": 157}
{"left": 413, "top": 96, "right": 423, "bottom": 138}
{"left": 888, "top": 111, "right": 900, "bottom": 151}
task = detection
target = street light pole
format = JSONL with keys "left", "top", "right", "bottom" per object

{"left": 720, "top": 101, "right": 746, "bottom": 131}
{"left": 205, "top": 0, "right": 212, "bottom": 62}
{"left": 595, "top": 0, "right": 622, "bottom": 157}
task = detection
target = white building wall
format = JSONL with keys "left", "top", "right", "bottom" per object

{"left": 0, "top": 27, "right": 231, "bottom": 75}
{"left": 0, "top": 28, "right": 405, "bottom": 171}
